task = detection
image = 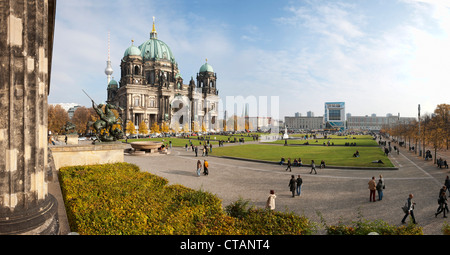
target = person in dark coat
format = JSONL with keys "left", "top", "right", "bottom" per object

{"left": 436, "top": 191, "right": 449, "bottom": 218}
{"left": 288, "top": 175, "right": 296, "bottom": 197}
{"left": 286, "top": 158, "right": 292, "bottom": 172}
{"left": 296, "top": 175, "right": 303, "bottom": 196}
{"left": 445, "top": 176, "right": 450, "bottom": 197}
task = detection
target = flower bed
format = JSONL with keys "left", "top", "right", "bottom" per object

{"left": 59, "top": 163, "right": 316, "bottom": 235}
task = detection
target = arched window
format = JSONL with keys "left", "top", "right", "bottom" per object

{"left": 134, "top": 65, "right": 140, "bottom": 75}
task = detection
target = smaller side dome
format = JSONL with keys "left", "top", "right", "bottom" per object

{"left": 199, "top": 60, "right": 214, "bottom": 73}
{"left": 108, "top": 78, "right": 118, "bottom": 89}
{"left": 124, "top": 40, "right": 142, "bottom": 57}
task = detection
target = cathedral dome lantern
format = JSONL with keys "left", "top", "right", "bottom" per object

{"left": 139, "top": 17, "right": 176, "bottom": 63}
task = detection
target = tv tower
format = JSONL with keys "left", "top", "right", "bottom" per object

{"left": 105, "top": 31, "right": 114, "bottom": 85}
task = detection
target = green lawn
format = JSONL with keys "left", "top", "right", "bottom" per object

{"left": 210, "top": 144, "right": 394, "bottom": 168}
{"left": 265, "top": 137, "right": 378, "bottom": 146}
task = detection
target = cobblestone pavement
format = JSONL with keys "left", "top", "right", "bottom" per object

{"left": 125, "top": 141, "right": 450, "bottom": 235}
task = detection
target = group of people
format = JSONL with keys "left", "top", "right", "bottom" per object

{"left": 437, "top": 158, "right": 449, "bottom": 169}
{"left": 265, "top": 174, "right": 304, "bottom": 210}
{"left": 280, "top": 157, "right": 324, "bottom": 174}
{"left": 195, "top": 159, "right": 209, "bottom": 176}
{"left": 368, "top": 175, "right": 385, "bottom": 202}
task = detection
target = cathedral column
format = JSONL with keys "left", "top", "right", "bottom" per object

{"left": 0, "top": 0, "right": 59, "bottom": 234}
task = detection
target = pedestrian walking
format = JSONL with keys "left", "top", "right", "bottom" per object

{"left": 435, "top": 190, "right": 449, "bottom": 218}
{"left": 376, "top": 177, "right": 384, "bottom": 201}
{"left": 401, "top": 193, "right": 417, "bottom": 224}
{"left": 195, "top": 146, "right": 198, "bottom": 157}
{"left": 368, "top": 176, "right": 376, "bottom": 202}
{"left": 286, "top": 158, "right": 292, "bottom": 172}
{"left": 296, "top": 175, "right": 303, "bottom": 196}
{"left": 310, "top": 160, "right": 317, "bottom": 174}
{"left": 445, "top": 176, "right": 450, "bottom": 197}
{"left": 196, "top": 160, "right": 202, "bottom": 177}
{"left": 288, "top": 175, "right": 296, "bottom": 197}
{"left": 266, "top": 190, "right": 276, "bottom": 210}
{"left": 203, "top": 160, "right": 209, "bottom": 175}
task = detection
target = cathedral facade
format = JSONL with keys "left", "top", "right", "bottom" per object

{"left": 106, "top": 19, "right": 219, "bottom": 133}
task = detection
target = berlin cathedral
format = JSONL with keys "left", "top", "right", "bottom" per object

{"left": 106, "top": 18, "right": 220, "bottom": 132}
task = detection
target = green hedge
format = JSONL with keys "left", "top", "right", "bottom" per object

{"left": 59, "top": 163, "right": 315, "bottom": 235}
{"left": 325, "top": 219, "right": 423, "bottom": 235}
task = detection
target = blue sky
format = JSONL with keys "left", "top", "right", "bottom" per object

{"left": 49, "top": 0, "right": 450, "bottom": 118}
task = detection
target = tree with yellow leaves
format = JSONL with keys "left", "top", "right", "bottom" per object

{"left": 150, "top": 122, "right": 160, "bottom": 134}
{"left": 126, "top": 120, "right": 136, "bottom": 135}
{"left": 161, "top": 121, "right": 170, "bottom": 133}
{"left": 138, "top": 121, "right": 149, "bottom": 135}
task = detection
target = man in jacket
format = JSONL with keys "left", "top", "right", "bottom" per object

{"left": 296, "top": 175, "right": 303, "bottom": 196}
{"left": 368, "top": 176, "right": 376, "bottom": 202}
{"left": 401, "top": 193, "right": 417, "bottom": 224}
{"left": 288, "top": 175, "right": 296, "bottom": 197}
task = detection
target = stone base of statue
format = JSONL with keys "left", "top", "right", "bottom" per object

{"left": 0, "top": 194, "right": 59, "bottom": 235}
{"left": 50, "top": 142, "right": 128, "bottom": 170}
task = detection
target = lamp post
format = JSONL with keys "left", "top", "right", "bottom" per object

{"left": 418, "top": 104, "right": 421, "bottom": 157}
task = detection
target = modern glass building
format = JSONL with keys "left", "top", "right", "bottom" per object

{"left": 324, "top": 102, "right": 346, "bottom": 131}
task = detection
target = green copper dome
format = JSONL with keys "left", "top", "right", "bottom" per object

{"left": 123, "top": 44, "right": 142, "bottom": 57}
{"left": 139, "top": 38, "right": 175, "bottom": 62}
{"left": 199, "top": 62, "right": 214, "bottom": 73}
{"left": 108, "top": 78, "right": 118, "bottom": 88}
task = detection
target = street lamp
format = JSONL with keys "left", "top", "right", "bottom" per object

{"left": 418, "top": 104, "right": 421, "bottom": 157}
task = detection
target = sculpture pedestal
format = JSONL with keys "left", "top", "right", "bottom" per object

{"left": 50, "top": 142, "right": 127, "bottom": 170}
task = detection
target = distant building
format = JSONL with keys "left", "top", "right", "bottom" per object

{"left": 324, "top": 102, "right": 346, "bottom": 131}
{"left": 347, "top": 114, "right": 416, "bottom": 131}
{"left": 68, "top": 105, "right": 81, "bottom": 119}
{"left": 284, "top": 116, "right": 324, "bottom": 131}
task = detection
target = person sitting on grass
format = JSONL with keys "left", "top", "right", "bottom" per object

{"left": 279, "top": 157, "right": 285, "bottom": 165}
{"left": 372, "top": 159, "right": 384, "bottom": 164}
{"left": 353, "top": 150, "right": 360, "bottom": 157}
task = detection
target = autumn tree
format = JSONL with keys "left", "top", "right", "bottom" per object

{"left": 433, "top": 104, "right": 450, "bottom": 149}
{"left": 192, "top": 120, "right": 200, "bottom": 132}
{"left": 150, "top": 122, "right": 160, "bottom": 134}
{"left": 71, "top": 106, "right": 97, "bottom": 134}
{"left": 161, "top": 121, "right": 170, "bottom": 133}
{"left": 48, "top": 104, "right": 69, "bottom": 134}
{"left": 182, "top": 123, "right": 190, "bottom": 133}
{"left": 138, "top": 121, "right": 149, "bottom": 135}
{"left": 126, "top": 120, "right": 136, "bottom": 135}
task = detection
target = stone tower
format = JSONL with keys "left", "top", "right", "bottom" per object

{"left": 0, "top": 0, "right": 59, "bottom": 234}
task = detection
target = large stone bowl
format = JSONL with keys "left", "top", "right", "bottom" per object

{"left": 130, "top": 141, "right": 163, "bottom": 153}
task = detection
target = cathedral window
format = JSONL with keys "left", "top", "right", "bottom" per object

{"left": 134, "top": 65, "right": 140, "bottom": 75}
{"left": 134, "top": 98, "right": 140, "bottom": 107}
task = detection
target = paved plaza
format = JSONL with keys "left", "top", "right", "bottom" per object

{"left": 126, "top": 140, "right": 450, "bottom": 235}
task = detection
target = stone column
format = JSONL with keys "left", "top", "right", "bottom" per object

{"left": 0, "top": 0, "right": 59, "bottom": 234}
